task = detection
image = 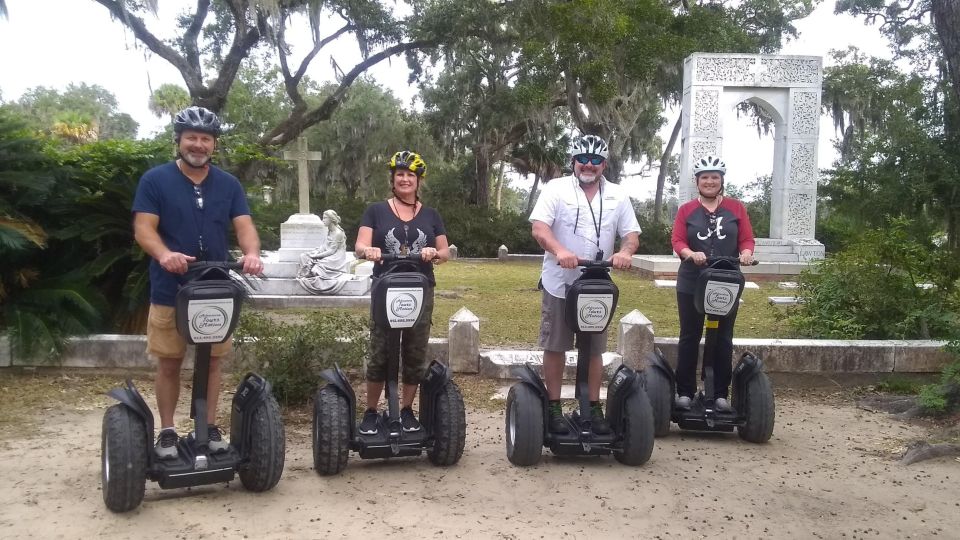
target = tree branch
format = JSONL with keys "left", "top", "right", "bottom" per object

{"left": 93, "top": 0, "right": 200, "bottom": 89}
{"left": 182, "top": 0, "right": 210, "bottom": 75}
{"left": 262, "top": 39, "right": 438, "bottom": 146}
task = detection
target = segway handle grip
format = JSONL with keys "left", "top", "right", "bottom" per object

{"left": 378, "top": 253, "right": 424, "bottom": 263}
{"left": 703, "top": 255, "right": 759, "bottom": 266}
{"left": 576, "top": 259, "right": 613, "bottom": 268}
{"left": 186, "top": 261, "right": 245, "bottom": 271}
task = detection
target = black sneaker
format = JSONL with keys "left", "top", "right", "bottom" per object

{"left": 359, "top": 408, "right": 380, "bottom": 435}
{"left": 548, "top": 402, "right": 569, "bottom": 434}
{"left": 207, "top": 424, "right": 229, "bottom": 453}
{"left": 400, "top": 407, "right": 421, "bottom": 432}
{"left": 591, "top": 404, "right": 612, "bottom": 435}
{"left": 155, "top": 428, "right": 179, "bottom": 460}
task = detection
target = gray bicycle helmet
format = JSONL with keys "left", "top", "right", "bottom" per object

{"left": 692, "top": 155, "right": 726, "bottom": 177}
{"left": 570, "top": 134, "right": 610, "bottom": 160}
{"left": 173, "top": 106, "right": 222, "bottom": 137}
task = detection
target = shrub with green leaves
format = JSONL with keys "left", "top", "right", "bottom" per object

{"left": 918, "top": 340, "right": 960, "bottom": 413}
{"left": 788, "top": 219, "right": 960, "bottom": 340}
{"left": 233, "top": 311, "right": 369, "bottom": 405}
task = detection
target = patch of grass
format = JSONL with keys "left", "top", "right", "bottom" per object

{"left": 873, "top": 376, "right": 924, "bottom": 395}
{"left": 253, "top": 260, "right": 796, "bottom": 348}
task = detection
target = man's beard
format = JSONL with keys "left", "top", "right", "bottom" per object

{"left": 178, "top": 151, "right": 211, "bottom": 168}
{"left": 576, "top": 171, "right": 599, "bottom": 184}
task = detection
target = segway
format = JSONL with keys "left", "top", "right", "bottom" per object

{"left": 505, "top": 257, "right": 655, "bottom": 467}
{"left": 644, "top": 256, "right": 775, "bottom": 443}
{"left": 312, "top": 252, "right": 466, "bottom": 475}
{"left": 101, "top": 262, "right": 285, "bottom": 513}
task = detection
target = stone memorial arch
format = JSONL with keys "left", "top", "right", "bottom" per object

{"left": 679, "top": 53, "right": 825, "bottom": 261}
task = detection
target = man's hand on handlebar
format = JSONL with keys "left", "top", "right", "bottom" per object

{"left": 555, "top": 248, "right": 579, "bottom": 269}
{"left": 239, "top": 253, "right": 264, "bottom": 276}
{"left": 610, "top": 251, "right": 633, "bottom": 270}
{"left": 159, "top": 251, "right": 196, "bottom": 274}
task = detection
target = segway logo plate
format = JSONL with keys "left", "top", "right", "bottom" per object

{"left": 385, "top": 287, "right": 423, "bottom": 329}
{"left": 576, "top": 294, "right": 613, "bottom": 332}
{"left": 703, "top": 281, "right": 739, "bottom": 316}
{"left": 187, "top": 299, "right": 234, "bottom": 342}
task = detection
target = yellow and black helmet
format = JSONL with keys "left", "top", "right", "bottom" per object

{"left": 388, "top": 150, "right": 427, "bottom": 177}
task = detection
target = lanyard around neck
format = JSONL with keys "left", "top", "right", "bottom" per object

{"left": 573, "top": 179, "right": 603, "bottom": 253}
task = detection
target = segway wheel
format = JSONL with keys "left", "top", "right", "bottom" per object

{"left": 101, "top": 404, "right": 147, "bottom": 513}
{"left": 614, "top": 386, "right": 655, "bottom": 466}
{"left": 737, "top": 372, "right": 775, "bottom": 444}
{"left": 427, "top": 380, "right": 466, "bottom": 466}
{"left": 313, "top": 385, "right": 350, "bottom": 475}
{"left": 238, "top": 394, "right": 285, "bottom": 491}
{"left": 505, "top": 384, "right": 544, "bottom": 466}
{"left": 644, "top": 367, "right": 673, "bottom": 437}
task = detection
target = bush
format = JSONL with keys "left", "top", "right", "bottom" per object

{"left": 918, "top": 341, "right": 960, "bottom": 414}
{"left": 233, "top": 311, "right": 369, "bottom": 405}
{"left": 788, "top": 219, "right": 960, "bottom": 340}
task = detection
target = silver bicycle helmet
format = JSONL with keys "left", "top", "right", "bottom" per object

{"left": 173, "top": 106, "right": 222, "bottom": 137}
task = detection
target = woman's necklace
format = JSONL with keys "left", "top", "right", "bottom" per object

{"left": 390, "top": 198, "right": 418, "bottom": 221}
{"left": 699, "top": 194, "right": 722, "bottom": 212}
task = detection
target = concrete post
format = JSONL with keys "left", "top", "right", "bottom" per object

{"left": 0, "top": 333, "right": 10, "bottom": 368}
{"left": 448, "top": 244, "right": 459, "bottom": 260}
{"left": 498, "top": 244, "right": 508, "bottom": 261}
{"left": 448, "top": 307, "right": 480, "bottom": 373}
{"left": 617, "top": 310, "right": 655, "bottom": 371}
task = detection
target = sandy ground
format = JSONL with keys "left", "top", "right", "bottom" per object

{"left": 0, "top": 382, "right": 958, "bottom": 540}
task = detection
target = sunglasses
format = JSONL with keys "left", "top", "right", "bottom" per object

{"left": 194, "top": 185, "right": 204, "bottom": 210}
{"left": 574, "top": 155, "right": 605, "bottom": 166}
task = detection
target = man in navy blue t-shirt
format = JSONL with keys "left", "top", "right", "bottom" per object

{"left": 131, "top": 106, "right": 263, "bottom": 459}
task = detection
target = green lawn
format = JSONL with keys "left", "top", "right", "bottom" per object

{"left": 257, "top": 260, "right": 797, "bottom": 348}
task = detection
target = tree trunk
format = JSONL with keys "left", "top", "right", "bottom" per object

{"left": 933, "top": 0, "right": 960, "bottom": 105}
{"left": 605, "top": 155, "right": 623, "bottom": 185}
{"left": 495, "top": 160, "right": 505, "bottom": 211}
{"left": 471, "top": 145, "right": 491, "bottom": 207}
{"left": 526, "top": 172, "right": 541, "bottom": 215}
{"left": 655, "top": 116, "right": 682, "bottom": 225}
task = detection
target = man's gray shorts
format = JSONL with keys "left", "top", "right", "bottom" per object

{"left": 539, "top": 290, "right": 608, "bottom": 354}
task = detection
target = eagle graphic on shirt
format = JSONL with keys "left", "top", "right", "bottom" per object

{"left": 385, "top": 227, "right": 428, "bottom": 255}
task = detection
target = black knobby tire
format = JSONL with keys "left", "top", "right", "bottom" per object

{"left": 737, "top": 372, "right": 775, "bottom": 443}
{"left": 505, "top": 384, "right": 544, "bottom": 467}
{"left": 427, "top": 381, "right": 467, "bottom": 466}
{"left": 644, "top": 368, "right": 673, "bottom": 437}
{"left": 312, "top": 385, "right": 350, "bottom": 475}
{"left": 238, "top": 394, "right": 285, "bottom": 491}
{"left": 614, "top": 386, "right": 656, "bottom": 466}
{"left": 101, "top": 404, "right": 148, "bottom": 513}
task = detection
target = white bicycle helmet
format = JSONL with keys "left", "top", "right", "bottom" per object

{"left": 570, "top": 134, "right": 610, "bottom": 160}
{"left": 692, "top": 155, "right": 726, "bottom": 176}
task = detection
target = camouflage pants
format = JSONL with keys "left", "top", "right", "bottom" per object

{"left": 367, "top": 288, "right": 435, "bottom": 385}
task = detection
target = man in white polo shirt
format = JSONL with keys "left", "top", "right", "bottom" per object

{"left": 529, "top": 133, "right": 641, "bottom": 435}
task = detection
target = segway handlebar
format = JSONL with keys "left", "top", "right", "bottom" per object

{"left": 186, "top": 261, "right": 245, "bottom": 272}
{"left": 577, "top": 258, "right": 613, "bottom": 268}
{"left": 377, "top": 253, "right": 426, "bottom": 263}
{"left": 705, "top": 255, "right": 759, "bottom": 266}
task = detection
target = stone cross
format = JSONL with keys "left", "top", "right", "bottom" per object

{"left": 282, "top": 137, "right": 323, "bottom": 214}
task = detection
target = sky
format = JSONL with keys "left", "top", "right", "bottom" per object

{"left": 0, "top": 0, "right": 890, "bottom": 201}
